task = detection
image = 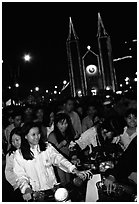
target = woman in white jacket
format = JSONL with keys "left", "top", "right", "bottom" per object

{"left": 13, "top": 122, "right": 86, "bottom": 201}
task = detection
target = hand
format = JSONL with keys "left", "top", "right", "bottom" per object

{"left": 72, "top": 168, "right": 87, "bottom": 180}
{"left": 23, "top": 192, "right": 32, "bottom": 201}
{"left": 23, "top": 188, "right": 32, "bottom": 201}
{"left": 104, "top": 175, "right": 116, "bottom": 194}
{"left": 62, "top": 140, "right": 67, "bottom": 146}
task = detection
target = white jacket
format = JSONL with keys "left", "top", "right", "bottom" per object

{"left": 13, "top": 143, "right": 76, "bottom": 194}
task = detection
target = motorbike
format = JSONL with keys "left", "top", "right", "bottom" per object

{"left": 96, "top": 179, "right": 137, "bottom": 202}
{"left": 28, "top": 169, "right": 93, "bottom": 202}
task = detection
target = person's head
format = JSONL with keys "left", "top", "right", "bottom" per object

{"left": 8, "top": 127, "right": 22, "bottom": 155}
{"left": 76, "top": 106, "right": 83, "bottom": 116}
{"left": 23, "top": 105, "right": 34, "bottom": 123}
{"left": 24, "top": 105, "right": 34, "bottom": 116}
{"left": 64, "top": 97, "right": 75, "bottom": 113}
{"left": 21, "top": 122, "right": 46, "bottom": 160}
{"left": 124, "top": 108, "right": 137, "bottom": 128}
{"left": 54, "top": 113, "right": 74, "bottom": 142}
{"left": 11, "top": 111, "right": 22, "bottom": 127}
{"left": 35, "top": 106, "right": 44, "bottom": 121}
{"left": 87, "top": 105, "right": 97, "bottom": 117}
{"left": 92, "top": 112, "right": 103, "bottom": 126}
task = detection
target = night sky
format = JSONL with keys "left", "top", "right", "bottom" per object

{"left": 2, "top": 2, "right": 137, "bottom": 98}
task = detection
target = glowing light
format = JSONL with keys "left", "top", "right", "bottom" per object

{"left": 54, "top": 90, "right": 57, "bottom": 94}
{"left": 125, "top": 77, "right": 129, "bottom": 82}
{"left": 8, "top": 86, "right": 11, "bottom": 89}
{"left": 135, "top": 72, "right": 137, "bottom": 75}
{"left": 116, "top": 91, "right": 122, "bottom": 94}
{"left": 30, "top": 89, "right": 33, "bottom": 92}
{"left": 113, "top": 56, "right": 132, "bottom": 62}
{"left": 106, "top": 95, "right": 110, "bottom": 98}
{"left": 125, "top": 41, "right": 127, "bottom": 44}
{"left": 54, "top": 188, "right": 68, "bottom": 202}
{"left": 59, "top": 92, "right": 61, "bottom": 94}
{"left": 126, "top": 81, "right": 129, "bottom": 85}
{"left": 35, "top": 87, "right": 39, "bottom": 91}
{"left": 91, "top": 88, "right": 97, "bottom": 95}
{"left": 23, "top": 54, "right": 31, "bottom": 62}
{"left": 86, "top": 64, "right": 97, "bottom": 75}
{"left": 129, "top": 86, "right": 132, "bottom": 89}
{"left": 87, "top": 45, "right": 91, "bottom": 50}
{"left": 63, "top": 80, "right": 67, "bottom": 85}
{"left": 132, "top": 39, "right": 137, "bottom": 42}
{"left": 77, "top": 90, "right": 82, "bottom": 97}
{"left": 129, "top": 48, "right": 131, "bottom": 50}
{"left": 55, "top": 86, "right": 57, "bottom": 89}
{"left": 120, "top": 84, "right": 123, "bottom": 87}
{"left": 15, "top": 83, "right": 19, "bottom": 88}
{"left": 46, "top": 90, "right": 49, "bottom": 93}
{"left": 134, "top": 78, "right": 137, "bottom": 82}
{"left": 106, "top": 86, "right": 111, "bottom": 90}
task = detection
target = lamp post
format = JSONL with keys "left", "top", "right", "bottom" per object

{"left": 11, "top": 53, "right": 32, "bottom": 105}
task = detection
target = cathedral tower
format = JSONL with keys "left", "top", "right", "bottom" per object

{"left": 66, "top": 17, "right": 86, "bottom": 97}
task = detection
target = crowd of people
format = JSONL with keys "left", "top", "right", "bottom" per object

{"left": 2, "top": 94, "right": 137, "bottom": 201}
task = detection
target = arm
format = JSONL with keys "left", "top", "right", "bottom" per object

{"left": 76, "top": 127, "right": 97, "bottom": 150}
{"left": 47, "top": 143, "right": 87, "bottom": 179}
{"left": 13, "top": 151, "right": 31, "bottom": 195}
{"left": 5, "top": 153, "right": 17, "bottom": 189}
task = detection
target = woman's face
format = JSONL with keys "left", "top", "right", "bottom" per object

{"left": 26, "top": 127, "right": 40, "bottom": 147}
{"left": 57, "top": 119, "right": 68, "bottom": 134}
{"left": 125, "top": 114, "right": 137, "bottom": 128}
{"left": 12, "top": 134, "right": 21, "bottom": 149}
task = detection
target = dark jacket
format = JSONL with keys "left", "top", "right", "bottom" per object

{"left": 105, "top": 136, "right": 137, "bottom": 182}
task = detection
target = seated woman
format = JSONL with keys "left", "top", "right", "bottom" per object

{"left": 13, "top": 122, "right": 86, "bottom": 201}
{"left": 48, "top": 113, "right": 75, "bottom": 185}
{"left": 5, "top": 127, "right": 23, "bottom": 201}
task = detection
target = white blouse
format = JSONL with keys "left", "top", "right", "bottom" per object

{"left": 13, "top": 143, "right": 76, "bottom": 194}
{"left": 112, "top": 126, "right": 137, "bottom": 150}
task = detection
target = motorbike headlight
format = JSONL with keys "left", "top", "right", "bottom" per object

{"left": 54, "top": 187, "right": 69, "bottom": 202}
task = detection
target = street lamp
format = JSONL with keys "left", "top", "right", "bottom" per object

{"left": 35, "top": 87, "right": 39, "bottom": 91}
{"left": 63, "top": 80, "right": 67, "bottom": 85}
{"left": 23, "top": 54, "right": 31, "bottom": 62}
{"left": 15, "top": 83, "right": 19, "bottom": 88}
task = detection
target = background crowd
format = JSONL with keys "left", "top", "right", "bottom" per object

{"left": 2, "top": 92, "right": 137, "bottom": 201}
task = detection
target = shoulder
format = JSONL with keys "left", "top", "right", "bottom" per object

{"left": 48, "top": 131, "right": 56, "bottom": 140}
{"left": 82, "top": 116, "right": 88, "bottom": 122}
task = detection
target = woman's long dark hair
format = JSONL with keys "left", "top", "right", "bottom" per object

{"left": 21, "top": 122, "right": 46, "bottom": 160}
{"left": 53, "top": 113, "right": 75, "bottom": 143}
{"left": 8, "top": 127, "right": 22, "bottom": 156}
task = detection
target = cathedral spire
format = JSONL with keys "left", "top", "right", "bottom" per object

{"left": 97, "top": 12, "right": 108, "bottom": 37}
{"left": 67, "top": 17, "right": 78, "bottom": 41}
